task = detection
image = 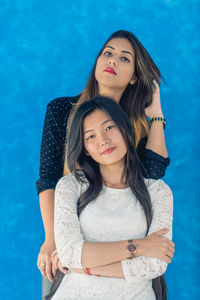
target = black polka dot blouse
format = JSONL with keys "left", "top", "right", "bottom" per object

{"left": 36, "top": 96, "right": 170, "bottom": 194}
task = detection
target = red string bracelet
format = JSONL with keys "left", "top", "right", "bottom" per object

{"left": 84, "top": 268, "right": 100, "bottom": 277}
{"left": 85, "top": 268, "right": 91, "bottom": 275}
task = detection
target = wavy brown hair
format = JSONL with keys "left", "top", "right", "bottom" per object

{"left": 67, "top": 30, "right": 162, "bottom": 149}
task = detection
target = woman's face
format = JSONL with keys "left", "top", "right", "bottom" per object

{"left": 83, "top": 109, "right": 127, "bottom": 167}
{"left": 95, "top": 38, "right": 136, "bottom": 92}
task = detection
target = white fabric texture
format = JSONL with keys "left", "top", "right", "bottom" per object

{"left": 53, "top": 173, "right": 173, "bottom": 300}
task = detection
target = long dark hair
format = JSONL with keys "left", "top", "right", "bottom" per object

{"left": 68, "top": 96, "right": 152, "bottom": 222}
{"left": 47, "top": 96, "right": 167, "bottom": 299}
{"left": 68, "top": 30, "right": 162, "bottom": 147}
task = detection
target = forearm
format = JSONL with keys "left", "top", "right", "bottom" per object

{"left": 145, "top": 121, "right": 168, "bottom": 157}
{"left": 81, "top": 240, "right": 130, "bottom": 268}
{"left": 39, "top": 189, "right": 55, "bottom": 243}
{"left": 70, "top": 261, "right": 124, "bottom": 278}
{"left": 144, "top": 81, "right": 168, "bottom": 158}
{"left": 91, "top": 261, "right": 124, "bottom": 278}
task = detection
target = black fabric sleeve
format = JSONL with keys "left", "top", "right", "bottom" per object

{"left": 137, "top": 137, "right": 170, "bottom": 179}
{"left": 36, "top": 98, "right": 73, "bottom": 195}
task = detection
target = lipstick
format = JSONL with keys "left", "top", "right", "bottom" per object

{"left": 102, "top": 147, "right": 116, "bottom": 154}
{"left": 104, "top": 67, "right": 117, "bottom": 75}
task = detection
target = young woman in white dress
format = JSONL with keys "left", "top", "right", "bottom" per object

{"left": 48, "top": 96, "right": 174, "bottom": 300}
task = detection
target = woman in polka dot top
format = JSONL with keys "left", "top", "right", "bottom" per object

{"left": 36, "top": 30, "right": 170, "bottom": 293}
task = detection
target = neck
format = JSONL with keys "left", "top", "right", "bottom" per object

{"left": 100, "top": 161, "right": 127, "bottom": 188}
{"left": 98, "top": 86, "right": 124, "bottom": 103}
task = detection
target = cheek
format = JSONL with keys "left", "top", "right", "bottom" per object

{"left": 118, "top": 136, "right": 128, "bottom": 154}
{"left": 120, "top": 62, "right": 135, "bottom": 77}
{"left": 84, "top": 142, "right": 97, "bottom": 158}
{"left": 122, "top": 66, "right": 134, "bottom": 80}
{"left": 95, "top": 59, "right": 102, "bottom": 80}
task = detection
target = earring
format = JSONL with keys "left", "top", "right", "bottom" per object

{"left": 130, "top": 76, "right": 137, "bottom": 85}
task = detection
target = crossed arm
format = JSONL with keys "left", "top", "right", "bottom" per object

{"left": 54, "top": 176, "right": 174, "bottom": 282}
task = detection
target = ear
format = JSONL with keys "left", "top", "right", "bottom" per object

{"left": 130, "top": 75, "right": 137, "bottom": 85}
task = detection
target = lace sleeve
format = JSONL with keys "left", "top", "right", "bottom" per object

{"left": 54, "top": 174, "right": 84, "bottom": 269}
{"left": 121, "top": 180, "right": 173, "bottom": 283}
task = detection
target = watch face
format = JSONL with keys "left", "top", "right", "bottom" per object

{"left": 127, "top": 243, "right": 136, "bottom": 253}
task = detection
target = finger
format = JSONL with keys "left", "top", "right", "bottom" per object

{"left": 45, "top": 257, "right": 53, "bottom": 282}
{"left": 165, "top": 256, "right": 172, "bottom": 264}
{"left": 168, "top": 248, "right": 175, "bottom": 257}
{"left": 153, "top": 80, "right": 159, "bottom": 90}
{"left": 51, "top": 253, "right": 56, "bottom": 266}
{"left": 60, "top": 267, "right": 68, "bottom": 275}
{"left": 153, "top": 229, "right": 169, "bottom": 236}
{"left": 169, "top": 245, "right": 175, "bottom": 253}
{"left": 52, "top": 254, "right": 59, "bottom": 276}
{"left": 51, "top": 253, "right": 59, "bottom": 269}
{"left": 55, "top": 255, "right": 60, "bottom": 269}
{"left": 38, "top": 262, "right": 47, "bottom": 278}
{"left": 169, "top": 240, "right": 175, "bottom": 247}
{"left": 52, "top": 260, "right": 56, "bottom": 277}
{"left": 163, "top": 239, "right": 175, "bottom": 249}
{"left": 166, "top": 249, "right": 174, "bottom": 259}
{"left": 51, "top": 250, "right": 57, "bottom": 257}
{"left": 59, "top": 265, "right": 68, "bottom": 275}
{"left": 161, "top": 237, "right": 175, "bottom": 248}
{"left": 58, "top": 261, "right": 68, "bottom": 275}
{"left": 161, "top": 254, "right": 171, "bottom": 263}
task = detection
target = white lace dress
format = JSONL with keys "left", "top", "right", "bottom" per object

{"left": 52, "top": 173, "right": 173, "bottom": 300}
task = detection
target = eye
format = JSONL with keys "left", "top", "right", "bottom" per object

{"left": 120, "top": 56, "right": 130, "bottom": 63}
{"left": 102, "top": 51, "right": 112, "bottom": 57}
{"left": 106, "top": 125, "right": 114, "bottom": 131}
{"left": 86, "top": 134, "right": 96, "bottom": 141}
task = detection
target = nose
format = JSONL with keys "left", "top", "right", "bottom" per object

{"left": 99, "top": 133, "right": 110, "bottom": 148}
{"left": 108, "top": 55, "right": 117, "bottom": 66}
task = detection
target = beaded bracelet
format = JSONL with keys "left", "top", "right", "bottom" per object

{"left": 150, "top": 117, "right": 166, "bottom": 129}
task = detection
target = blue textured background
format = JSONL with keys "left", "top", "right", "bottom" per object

{"left": 1, "top": 0, "right": 199, "bottom": 299}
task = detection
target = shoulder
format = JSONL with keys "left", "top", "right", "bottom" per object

{"left": 56, "top": 172, "right": 80, "bottom": 189}
{"left": 55, "top": 171, "right": 88, "bottom": 195}
{"left": 47, "top": 95, "right": 79, "bottom": 109}
{"left": 45, "top": 96, "right": 80, "bottom": 126}
{"left": 46, "top": 95, "right": 79, "bottom": 113}
{"left": 145, "top": 179, "right": 173, "bottom": 200}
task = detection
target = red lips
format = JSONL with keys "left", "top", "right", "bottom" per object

{"left": 104, "top": 67, "right": 117, "bottom": 75}
{"left": 102, "top": 147, "right": 116, "bottom": 154}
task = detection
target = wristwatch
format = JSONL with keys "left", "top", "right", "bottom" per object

{"left": 127, "top": 239, "right": 137, "bottom": 258}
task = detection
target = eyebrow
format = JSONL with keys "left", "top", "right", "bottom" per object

{"left": 84, "top": 119, "right": 113, "bottom": 135}
{"left": 104, "top": 45, "right": 134, "bottom": 58}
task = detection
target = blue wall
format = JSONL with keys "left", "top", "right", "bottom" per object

{"left": 1, "top": 0, "right": 199, "bottom": 299}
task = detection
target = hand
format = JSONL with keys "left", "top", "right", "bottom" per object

{"left": 135, "top": 229, "right": 175, "bottom": 263}
{"left": 145, "top": 80, "right": 164, "bottom": 119}
{"left": 51, "top": 250, "right": 68, "bottom": 276}
{"left": 37, "top": 240, "right": 56, "bottom": 282}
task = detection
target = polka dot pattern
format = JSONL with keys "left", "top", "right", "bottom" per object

{"left": 36, "top": 96, "right": 79, "bottom": 194}
{"left": 36, "top": 97, "right": 170, "bottom": 194}
{"left": 137, "top": 137, "right": 170, "bottom": 179}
